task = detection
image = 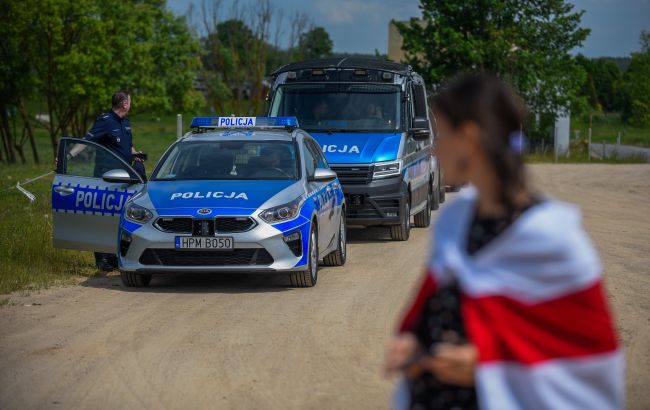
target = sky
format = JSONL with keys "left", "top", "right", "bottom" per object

{"left": 168, "top": 0, "right": 650, "bottom": 58}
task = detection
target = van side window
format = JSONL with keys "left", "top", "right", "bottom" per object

{"left": 412, "top": 84, "right": 427, "bottom": 118}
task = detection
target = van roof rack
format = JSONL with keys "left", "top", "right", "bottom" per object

{"left": 271, "top": 57, "right": 412, "bottom": 77}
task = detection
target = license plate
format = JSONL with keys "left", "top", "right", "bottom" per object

{"left": 175, "top": 236, "right": 234, "bottom": 250}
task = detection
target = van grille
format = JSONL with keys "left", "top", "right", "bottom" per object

{"left": 330, "top": 165, "right": 372, "bottom": 185}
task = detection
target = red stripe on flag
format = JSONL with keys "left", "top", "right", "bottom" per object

{"left": 398, "top": 271, "right": 438, "bottom": 333}
{"left": 463, "top": 280, "right": 618, "bottom": 365}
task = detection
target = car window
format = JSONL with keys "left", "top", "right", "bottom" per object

{"left": 152, "top": 140, "right": 299, "bottom": 181}
{"left": 308, "top": 139, "right": 328, "bottom": 169}
{"left": 61, "top": 139, "right": 138, "bottom": 179}
{"left": 303, "top": 141, "right": 317, "bottom": 179}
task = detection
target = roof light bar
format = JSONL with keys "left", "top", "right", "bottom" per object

{"left": 190, "top": 116, "right": 299, "bottom": 129}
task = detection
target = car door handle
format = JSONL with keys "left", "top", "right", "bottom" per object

{"left": 54, "top": 185, "right": 75, "bottom": 196}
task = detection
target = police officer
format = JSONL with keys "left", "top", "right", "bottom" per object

{"left": 85, "top": 91, "right": 146, "bottom": 271}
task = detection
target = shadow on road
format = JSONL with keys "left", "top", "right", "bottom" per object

{"left": 346, "top": 225, "right": 400, "bottom": 243}
{"left": 80, "top": 272, "right": 294, "bottom": 294}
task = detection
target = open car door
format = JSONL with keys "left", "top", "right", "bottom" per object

{"left": 52, "top": 137, "right": 144, "bottom": 253}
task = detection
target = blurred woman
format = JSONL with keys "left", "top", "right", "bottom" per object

{"left": 385, "top": 74, "right": 623, "bottom": 410}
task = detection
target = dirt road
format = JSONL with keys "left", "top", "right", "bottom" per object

{"left": 1, "top": 164, "right": 649, "bottom": 409}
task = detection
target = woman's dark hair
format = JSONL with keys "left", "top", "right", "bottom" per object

{"left": 112, "top": 91, "right": 130, "bottom": 109}
{"left": 431, "top": 73, "right": 528, "bottom": 212}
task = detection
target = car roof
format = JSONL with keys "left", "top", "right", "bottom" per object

{"left": 183, "top": 129, "right": 297, "bottom": 143}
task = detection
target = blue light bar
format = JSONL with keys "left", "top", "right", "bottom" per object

{"left": 190, "top": 116, "right": 299, "bottom": 129}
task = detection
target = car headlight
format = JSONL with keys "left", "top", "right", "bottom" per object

{"left": 373, "top": 160, "right": 402, "bottom": 180}
{"left": 125, "top": 203, "right": 153, "bottom": 223}
{"left": 259, "top": 197, "right": 303, "bottom": 223}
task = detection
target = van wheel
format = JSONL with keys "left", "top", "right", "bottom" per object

{"left": 390, "top": 200, "right": 411, "bottom": 241}
{"left": 323, "top": 214, "right": 346, "bottom": 266}
{"left": 120, "top": 271, "right": 152, "bottom": 287}
{"left": 289, "top": 225, "right": 318, "bottom": 287}
{"left": 414, "top": 189, "right": 432, "bottom": 228}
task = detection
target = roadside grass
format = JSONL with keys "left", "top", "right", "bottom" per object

{"left": 571, "top": 112, "right": 650, "bottom": 147}
{"left": 1, "top": 111, "right": 646, "bottom": 294}
{"left": 0, "top": 113, "right": 181, "bottom": 295}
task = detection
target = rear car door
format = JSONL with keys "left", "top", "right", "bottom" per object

{"left": 52, "top": 137, "right": 144, "bottom": 253}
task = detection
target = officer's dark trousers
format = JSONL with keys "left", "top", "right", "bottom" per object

{"left": 95, "top": 160, "right": 147, "bottom": 270}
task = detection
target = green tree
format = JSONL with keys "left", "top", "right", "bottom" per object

{"left": 621, "top": 32, "right": 650, "bottom": 125}
{"left": 395, "top": 0, "right": 590, "bottom": 119}
{"left": 1, "top": 0, "right": 203, "bottom": 162}
{"left": 0, "top": 0, "right": 40, "bottom": 164}
{"left": 576, "top": 55, "right": 623, "bottom": 112}
{"left": 299, "top": 27, "right": 334, "bottom": 60}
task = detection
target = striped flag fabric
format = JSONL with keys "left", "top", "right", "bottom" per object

{"left": 398, "top": 189, "right": 624, "bottom": 410}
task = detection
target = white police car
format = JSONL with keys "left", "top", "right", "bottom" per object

{"left": 52, "top": 117, "right": 346, "bottom": 287}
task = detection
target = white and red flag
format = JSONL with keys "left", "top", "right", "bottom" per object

{"left": 399, "top": 188, "right": 624, "bottom": 410}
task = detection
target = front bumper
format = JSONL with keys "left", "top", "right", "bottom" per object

{"left": 341, "top": 176, "right": 407, "bottom": 227}
{"left": 118, "top": 216, "right": 310, "bottom": 274}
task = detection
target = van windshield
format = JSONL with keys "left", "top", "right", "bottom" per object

{"left": 270, "top": 83, "right": 401, "bottom": 132}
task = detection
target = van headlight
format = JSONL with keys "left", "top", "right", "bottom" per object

{"left": 125, "top": 203, "right": 153, "bottom": 223}
{"left": 259, "top": 197, "right": 302, "bottom": 223}
{"left": 373, "top": 160, "right": 402, "bottom": 180}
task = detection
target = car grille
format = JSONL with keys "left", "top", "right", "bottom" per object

{"left": 214, "top": 217, "right": 256, "bottom": 232}
{"left": 156, "top": 217, "right": 193, "bottom": 233}
{"left": 155, "top": 217, "right": 256, "bottom": 234}
{"left": 345, "top": 195, "right": 400, "bottom": 220}
{"left": 330, "top": 165, "right": 372, "bottom": 185}
{"left": 139, "top": 248, "right": 274, "bottom": 266}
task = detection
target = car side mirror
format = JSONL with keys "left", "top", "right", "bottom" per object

{"left": 102, "top": 169, "right": 140, "bottom": 184}
{"left": 311, "top": 168, "right": 337, "bottom": 182}
{"left": 410, "top": 116, "right": 431, "bottom": 141}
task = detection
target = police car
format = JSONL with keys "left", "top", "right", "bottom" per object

{"left": 52, "top": 117, "right": 346, "bottom": 288}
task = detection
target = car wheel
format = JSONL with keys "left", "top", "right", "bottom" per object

{"left": 289, "top": 225, "right": 318, "bottom": 287}
{"left": 414, "top": 188, "right": 432, "bottom": 228}
{"left": 120, "top": 271, "right": 152, "bottom": 287}
{"left": 390, "top": 200, "right": 411, "bottom": 241}
{"left": 323, "top": 212, "right": 346, "bottom": 266}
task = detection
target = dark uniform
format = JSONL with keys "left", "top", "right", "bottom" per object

{"left": 85, "top": 110, "right": 146, "bottom": 179}
{"left": 85, "top": 110, "right": 146, "bottom": 270}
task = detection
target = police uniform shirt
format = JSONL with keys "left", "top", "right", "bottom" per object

{"left": 85, "top": 110, "right": 133, "bottom": 162}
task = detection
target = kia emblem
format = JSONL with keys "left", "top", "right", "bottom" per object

{"left": 197, "top": 208, "right": 212, "bottom": 215}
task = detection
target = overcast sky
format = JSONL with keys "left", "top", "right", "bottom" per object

{"left": 168, "top": 0, "right": 650, "bottom": 57}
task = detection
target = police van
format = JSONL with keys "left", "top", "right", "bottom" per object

{"left": 52, "top": 117, "right": 346, "bottom": 288}
{"left": 268, "top": 58, "right": 444, "bottom": 240}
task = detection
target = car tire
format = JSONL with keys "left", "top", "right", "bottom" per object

{"left": 390, "top": 200, "right": 411, "bottom": 241}
{"left": 120, "top": 271, "right": 152, "bottom": 287}
{"left": 414, "top": 188, "right": 432, "bottom": 228}
{"left": 323, "top": 212, "right": 347, "bottom": 266}
{"left": 289, "top": 225, "right": 318, "bottom": 287}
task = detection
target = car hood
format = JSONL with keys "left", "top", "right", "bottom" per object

{"left": 309, "top": 132, "right": 402, "bottom": 164}
{"left": 144, "top": 179, "right": 297, "bottom": 217}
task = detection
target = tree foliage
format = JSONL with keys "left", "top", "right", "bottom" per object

{"left": 0, "top": 0, "right": 203, "bottom": 162}
{"left": 395, "top": 0, "right": 590, "bottom": 119}
{"left": 299, "top": 27, "right": 334, "bottom": 60}
{"left": 576, "top": 55, "right": 623, "bottom": 112}
{"left": 620, "top": 32, "right": 650, "bottom": 126}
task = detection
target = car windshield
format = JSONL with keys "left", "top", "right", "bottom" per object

{"left": 269, "top": 83, "right": 401, "bottom": 132}
{"left": 152, "top": 140, "right": 299, "bottom": 181}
